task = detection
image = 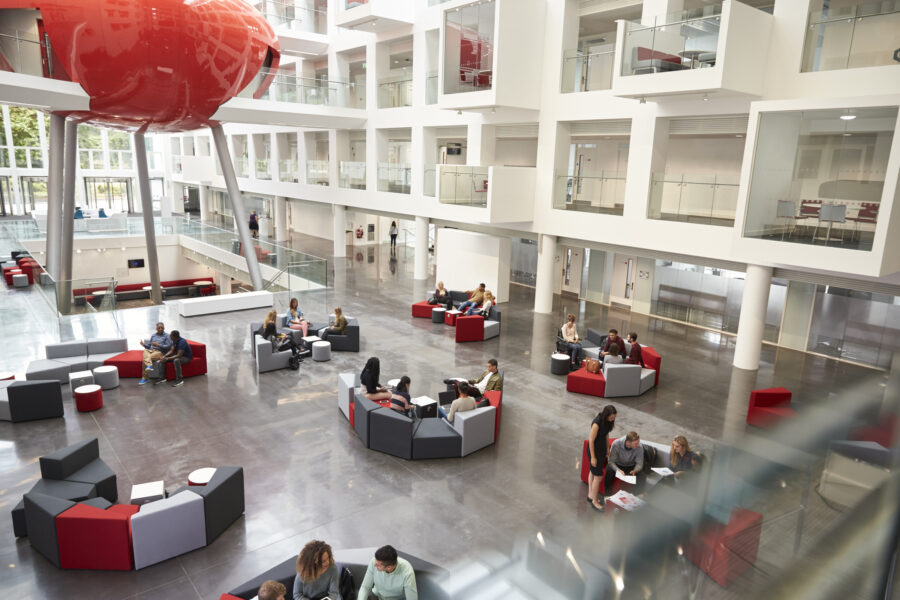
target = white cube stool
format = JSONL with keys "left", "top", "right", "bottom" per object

{"left": 12, "top": 273, "right": 28, "bottom": 288}
{"left": 39, "top": 272, "right": 53, "bottom": 285}
{"left": 312, "top": 340, "right": 332, "bottom": 362}
{"left": 92, "top": 365, "right": 120, "bottom": 390}
{"left": 68, "top": 369, "right": 94, "bottom": 390}
{"left": 131, "top": 480, "right": 166, "bottom": 506}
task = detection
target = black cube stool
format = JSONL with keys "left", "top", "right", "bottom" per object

{"left": 551, "top": 353, "right": 571, "bottom": 375}
{"left": 431, "top": 307, "right": 446, "bottom": 323}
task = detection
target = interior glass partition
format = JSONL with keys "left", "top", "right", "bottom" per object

{"left": 554, "top": 130, "right": 630, "bottom": 215}
{"left": 443, "top": 1, "right": 495, "bottom": 94}
{"left": 743, "top": 106, "right": 897, "bottom": 251}
{"left": 339, "top": 161, "right": 366, "bottom": 189}
{"left": 438, "top": 166, "right": 488, "bottom": 206}
{"left": 621, "top": 4, "right": 721, "bottom": 76}
{"left": 561, "top": 48, "right": 615, "bottom": 93}
{"left": 802, "top": 1, "right": 900, "bottom": 72}
{"left": 84, "top": 177, "right": 134, "bottom": 214}
{"left": 256, "top": 0, "right": 327, "bottom": 34}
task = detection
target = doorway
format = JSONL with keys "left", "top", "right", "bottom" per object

{"left": 560, "top": 246, "right": 584, "bottom": 297}
{"left": 609, "top": 253, "right": 636, "bottom": 308}
{"left": 84, "top": 177, "right": 134, "bottom": 213}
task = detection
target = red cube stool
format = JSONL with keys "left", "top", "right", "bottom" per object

{"left": 746, "top": 387, "right": 796, "bottom": 428}
{"left": 566, "top": 366, "right": 606, "bottom": 397}
{"left": 74, "top": 384, "right": 103, "bottom": 412}
{"left": 411, "top": 301, "right": 433, "bottom": 318}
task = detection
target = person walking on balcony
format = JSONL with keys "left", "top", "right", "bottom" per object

{"left": 389, "top": 221, "right": 399, "bottom": 248}
{"left": 249, "top": 210, "right": 259, "bottom": 239}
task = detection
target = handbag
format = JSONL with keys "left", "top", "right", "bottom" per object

{"left": 584, "top": 358, "right": 601, "bottom": 374}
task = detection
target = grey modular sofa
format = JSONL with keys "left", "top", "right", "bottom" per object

{"left": 0, "top": 380, "right": 64, "bottom": 423}
{"left": 25, "top": 338, "right": 128, "bottom": 383}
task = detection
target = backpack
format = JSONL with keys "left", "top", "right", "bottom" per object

{"left": 339, "top": 565, "right": 355, "bottom": 600}
{"left": 642, "top": 444, "right": 657, "bottom": 474}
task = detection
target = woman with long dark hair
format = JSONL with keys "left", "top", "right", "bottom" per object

{"left": 360, "top": 357, "right": 392, "bottom": 402}
{"left": 390, "top": 375, "right": 413, "bottom": 414}
{"left": 587, "top": 404, "right": 617, "bottom": 512}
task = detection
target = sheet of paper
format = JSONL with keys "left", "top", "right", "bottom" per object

{"left": 615, "top": 471, "right": 637, "bottom": 485}
{"left": 651, "top": 467, "right": 674, "bottom": 476}
{"left": 607, "top": 490, "right": 645, "bottom": 512}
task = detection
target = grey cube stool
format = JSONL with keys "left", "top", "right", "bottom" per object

{"left": 39, "top": 272, "right": 53, "bottom": 285}
{"left": 92, "top": 365, "right": 119, "bottom": 390}
{"left": 12, "top": 273, "right": 28, "bottom": 288}
{"left": 431, "top": 307, "right": 446, "bottom": 323}
{"left": 312, "top": 340, "right": 331, "bottom": 362}
{"left": 551, "top": 352, "right": 571, "bottom": 375}
{"left": 68, "top": 370, "right": 94, "bottom": 390}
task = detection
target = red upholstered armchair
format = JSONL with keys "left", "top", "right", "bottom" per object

{"left": 686, "top": 507, "right": 763, "bottom": 587}
{"left": 56, "top": 503, "right": 139, "bottom": 570}
{"left": 746, "top": 387, "right": 797, "bottom": 428}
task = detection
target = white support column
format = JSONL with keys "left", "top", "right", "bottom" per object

{"left": 217, "top": 272, "right": 232, "bottom": 295}
{"left": 414, "top": 215, "right": 429, "bottom": 280}
{"left": 274, "top": 196, "right": 288, "bottom": 243}
{"left": 45, "top": 113, "right": 65, "bottom": 280}
{"left": 198, "top": 184, "right": 210, "bottom": 223}
{"left": 133, "top": 132, "right": 164, "bottom": 305}
{"left": 733, "top": 265, "right": 773, "bottom": 371}
{"left": 333, "top": 204, "right": 346, "bottom": 258}
{"left": 534, "top": 234, "right": 558, "bottom": 313}
{"left": 58, "top": 119, "right": 77, "bottom": 314}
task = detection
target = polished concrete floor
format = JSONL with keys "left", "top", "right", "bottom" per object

{"left": 0, "top": 231, "right": 893, "bottom": 599}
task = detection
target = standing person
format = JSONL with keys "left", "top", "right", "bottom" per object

{"left": 293, "top": 540, "right": 341, "bottom": 600}
{"left": 139, "top": 322, "right": 172, "bottom": 385}
{"left": 149, "top": 330, "right": 193, "bottom": 387}
{"left": 284, "top": 297, "right": 309, "bottom": 337}
{"left": 249, "top": 210, "right": 260, "bottom": 239}
{"left": 360, "top": 357, "right": 392, "bottom": 402}
{"left": 357, "top": 545, "right": 417, "bottom": 600}
{"left": 587, "top": 405, "right": 617, "bottom": 512}
{"left": 561, "top": 313, "right": 582, "bottom": 369}
{"left": 389, "top": 221, "right": 399, "bottom": 248}
{"left": 319, "top": 306, "right": 347, "bottom": 341}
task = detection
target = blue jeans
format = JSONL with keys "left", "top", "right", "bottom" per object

{"left": 465, "top": 306, "right": 481, "bottom": 316}
{"left": 458, "top": 300, "right": 476, "bottom": 313}
{"left": 566, "top": 342, "right": 582, "bottom": 365}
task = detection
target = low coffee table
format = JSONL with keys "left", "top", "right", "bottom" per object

{"left": 551, "top": 353, "right": 570, "bottom": 375}
{"left": 411, "top": 395, "right": 438, "bottom": 418}
{"left": 444, "top": 309, "right": 462, "bottom": 326}
{"left": 188, "top": 467, "right": 216, "bottom": 486}
{"left": 300, "top": 335, "right": 321, "bottom": 349}
{"left": 131, "top": 480, "right": 166, "bottom": 506}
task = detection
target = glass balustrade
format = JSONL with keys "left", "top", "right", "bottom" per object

{"left": 561, "top": 50, "right": 615, "bottom": 92}
{"left": 233, "top": 156, "right": 249, "bottom": 178}
{"left": 424, "top": 165, "right": 436, "bottom": 197}
{"left": 0, "top": 29, "right": 69, "bottom": 80}
{"left": 801, "top": 1, "right": 900, "bottom": 72}
{"left": 255, "top": 159, "right": 272, "bottom": 180}
{"left": 345, "top": 0, "right": 368, "bottom": 7}
{"left": 279, "top": 159, "right": 300, "bottom": 183}
{"left": 377, "top": 163, "right": 411, "bottom": 194}
{"left": 553, "top": 172, "right": 626, "bottom": 215}
{"left": 439, "top": 166, "right": 489, "bottom": 207}
{"left": 306, "top": 160, "right": 329, "bottom": 185}
{"left": 648, "top": 173, "right": 738, "bottom": 226}
{"left": 425, "top": 73, "right": 438, "bottom": 104}
{"left": 377, "top": 78, "right": 413, "bottom": 108}
{"left": 621, "top": 5, "right": 722, "bottom": 76}
{"left": 257, "top": 0, "right": 327, "bottom": 34}
{"left": 339, "top": 161, "right": 366, "bottom": 189}
{"left": 171, "top": 155, "right": 183, "bottom": 175}
{"left": 238, "top": 69, "right": 353, "bottom": 107}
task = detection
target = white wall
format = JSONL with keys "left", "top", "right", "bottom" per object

{"left": 435, "top": 228, "right": 511, "bottom": 303}
{"left": 495, "top": 139, "right": 538, "bottom": 166}
{"left": 289, "top": 199, "right": 334, "bottom": 240}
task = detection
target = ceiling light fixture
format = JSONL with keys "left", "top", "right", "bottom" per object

{"left": 840, "top": 114, "right": 856, "bottom": 120}
{"left": 702, "top": 94, "right": 709, "bottom": 101}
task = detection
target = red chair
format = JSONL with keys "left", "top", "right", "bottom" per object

{"left": 566, "top": 366, "right": 606, "bottom": 397}
{"left": 56, "top": 503, "right": 139, "bottom": 570}
{"left": 104, "top": 350, "right": 145, "bottom": 378}
{"left": 411, "top": 301, "right": 433, "bottom": 318}
{"left": 746, "top": 387, "right": 797, "bottom": 428}
{"left": 686, "top": 507, "right": 762, "bottom": 587}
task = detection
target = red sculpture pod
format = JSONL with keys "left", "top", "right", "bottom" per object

{"left": 4, "top": 0, "right": 280, "bottom": 132}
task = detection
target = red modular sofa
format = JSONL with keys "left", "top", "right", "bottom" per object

{"left": 104, "top": 340, "right": 207, "bottom": 380}
{"left": 567, "top": 347, "right": 661, "bottom": 398}
{"left": 686, "top": 507, "right": 763, "bottom": 587}
{"left": 411, "top": 301, "right": 435, "bottom": 318}
{"left": 746, "top": 387, "right": 797, "bottom": 429}
{"left": 57, "top": 503, "right": 139, "bottom": 570}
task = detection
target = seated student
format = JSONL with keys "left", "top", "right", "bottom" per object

{"left": 148, "top": 330, "right": 193, "bottom": 387}
{"left": 319, "top": 306, "right": 347, "bottom": 341}
{"left": 445, "top": 382, "right": 477, "bottom": 423}
{"left": 357, "top": 545, "right": 417, "bottom": 600}
{"left": 360, "top": 357, "right": 392, "bottom": 402}
{"left": 74, "top": 207, "right": 84, "bottom": 219}
{"left": 600, "top": 328, "right": 627, "bottom": 362}
{"left": 670, "top": 435, "right": 697, "bottom": 478}
{"left": 258, "top": 310, "right": 301, "bottom": 358}
{"left": 293, "top": 539, "right": 341, "bottom": 600}
{"left": 561, "top": 313, "right": 582, "bottom": 369}
{"left": 457, "top": 283, "right": 486, "bottom": 314}
{"left": 465, "top": 291, "right": 494, "bottom": 316}
{"left": 257, "top": 579, "right": 287, "bottom": 600}
{"left": 284, "top": 297, "right": 309, "bottom": 337}
{"left": 606, "top": 431, "right": 645, "bottom": 493}
{"left": 98, "top": 208, "right": 108, "bottom": 218}
{"left": 444, "top": 359, "right": 502, "bottom": 400}
{"left": 390, "top": 376, "right": 414, "bottom": 415}
{"left": 624, "top": 331, "right": 645, "bottom": 366}
{"left": 428, "top": 281, "right": 452, "bottom": 309}
{"left": 138, "top": 322, "right": 172, "bottom": 385}
{"left": 603, "top": 343, "right": 624, "bottom": 366}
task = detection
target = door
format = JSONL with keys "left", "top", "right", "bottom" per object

{"left": 560, "top": 246, "right": 583, "bottom": 296}
{"left": 609, "top": 253, "right": 636, "bottom": 308}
